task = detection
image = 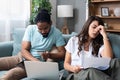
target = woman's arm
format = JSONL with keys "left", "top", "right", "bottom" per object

{"left": 98, "top": 25, "right": 113, "bottom": 58}
{"left": 64, "top": 51, "right": 81, "bottom": 73}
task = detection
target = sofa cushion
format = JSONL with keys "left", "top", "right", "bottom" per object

{"left": 0, "top": 41, "right": 13, "bottom": 57}
{"left": 108, "top": 33, "right": 120, "bottom": 59}
{"left": 62, "top": 32, "right": 78, "bottom": 43}
{"left": 12, "top": 28, "right": 26, "bottom": 55}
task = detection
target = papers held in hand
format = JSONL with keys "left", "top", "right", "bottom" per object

{"left": 82, "top": 57, "right": 111, "bottom": 70}
{"left": 72, "top": 57, "right": 111, "bottom": 70}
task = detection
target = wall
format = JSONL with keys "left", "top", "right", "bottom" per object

{"left": 57, "top": 0, "right": 88, "bottom": 33}
{"left": 49, "top": 0, "right": 57, "bottom": 27}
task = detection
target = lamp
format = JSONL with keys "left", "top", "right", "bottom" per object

{"left": 57, "top": 5, "right": 73, "bottom": 34}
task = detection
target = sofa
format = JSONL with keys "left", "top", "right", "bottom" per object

{"left": 0, "top": 27, "right": 77, "bottom": 80}
{"left": 0, "top": 27, "right": 120, "bottom": 79}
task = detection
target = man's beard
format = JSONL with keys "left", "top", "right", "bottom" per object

{"left": 42, "top": 33, "right": 49, "bottom": 38}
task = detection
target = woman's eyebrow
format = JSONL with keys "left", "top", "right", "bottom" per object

{"left": 93, "top": 24, "right": 97, "bottom": 27}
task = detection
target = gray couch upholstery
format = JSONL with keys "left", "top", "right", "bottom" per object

{"left": 0, "top": 27, "right": 120, "bottom": 79}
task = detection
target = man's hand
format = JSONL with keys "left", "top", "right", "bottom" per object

{"left": 41, "top": 51, "right": 50, "bottom": 61}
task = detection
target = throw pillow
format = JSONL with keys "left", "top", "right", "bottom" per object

{"left": 12, "top": 28, "right": 25, "bottom": 55}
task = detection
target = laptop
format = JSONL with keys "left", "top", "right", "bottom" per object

{"left": 24, "top": 61, "right": 60, "bottom": 80}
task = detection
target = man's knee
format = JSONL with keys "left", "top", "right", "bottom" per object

{"left": 1, "top": 66, "right": 26, "bottom": 80}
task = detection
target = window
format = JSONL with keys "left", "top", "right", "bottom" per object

{"left": 0, "top": 0, "right": 30, "bottom": 42}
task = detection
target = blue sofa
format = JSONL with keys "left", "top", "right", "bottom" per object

{"left": 0, "top": 27, "right": 77, "bottom": 79}
{"left": 0, "top": 28, "right": 120, "bottom": 79}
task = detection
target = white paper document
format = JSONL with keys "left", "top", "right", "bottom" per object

{"left": 72, "top": 57, "right": 111, "bottom": 70}
{"left": 82, "top": 57, "right": 111, "bottom": 70}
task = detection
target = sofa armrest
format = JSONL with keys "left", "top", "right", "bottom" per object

{"left": 108, "top": 33, "right": 120, "bottom": 59}
{"left": 0, "top": 41, "right": 13, "bottom": 57}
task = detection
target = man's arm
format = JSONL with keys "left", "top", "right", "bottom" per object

{"left": 21, "top": 41, "right": 39, "bottom": 61}
{"left": 50, "top": 45, "right": 66, "bottom": 60}
{"left": 42, "top": 45, "right": 66, "bottom": 61}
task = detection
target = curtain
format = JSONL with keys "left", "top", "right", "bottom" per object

{"left": 0, "top": 0, "right": 30, "bottom": 42}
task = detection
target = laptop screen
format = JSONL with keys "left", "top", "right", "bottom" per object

{"left": 24, "top": 61, "right": 59, "bottom": 80}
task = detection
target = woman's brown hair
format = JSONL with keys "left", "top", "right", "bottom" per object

{"left": 77, "top": 16, "right": 104, "bottom": 56}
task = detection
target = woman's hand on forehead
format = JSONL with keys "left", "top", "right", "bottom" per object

{"left": 98, "top": 25, "right": 106, "bottom": 35}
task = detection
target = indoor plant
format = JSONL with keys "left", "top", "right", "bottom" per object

{"left": 30, "top": 0, "right": 52, "bottom": 24}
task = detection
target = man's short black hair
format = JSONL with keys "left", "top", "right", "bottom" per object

{"left": 35, "top": 9, "right": 51, "bottom": 23}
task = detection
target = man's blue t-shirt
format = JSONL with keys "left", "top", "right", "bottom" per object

{"left": 22, "top": 25, "right": 65, "bottom": 57}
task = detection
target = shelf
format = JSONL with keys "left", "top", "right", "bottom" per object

{"left": 95, "top": 15, "right": 120, "bottom": 19}
{"left": 97, "top": 16, "right": 120, "bottom": 19}
{"left": 91, "top": 0, "right": 120, "bottom": 3}
{"left": 106, "top": 29, "right": 120, "bottom": 32}
{"left": 89, "top": 0, "right": 120, "bottom": 33}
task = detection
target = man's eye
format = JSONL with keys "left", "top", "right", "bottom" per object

{"left": 45, "top": 26, "right": 49, "bottom": 30}
{"left": 44, "top": 28, "right": 48, "bottom": 30}
{"left": 38, "top": 29, "right": 42, "bottom": 32}
{"left": 93, "top": 27, "right": 96, "bottom": 29}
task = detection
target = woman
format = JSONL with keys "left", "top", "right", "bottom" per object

{"left": 64, "top": 16, "right": 120, "bottom": 80}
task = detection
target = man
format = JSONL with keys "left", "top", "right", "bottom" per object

{"left": 0, "top": 9, "right": 66, "bottom": 80}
